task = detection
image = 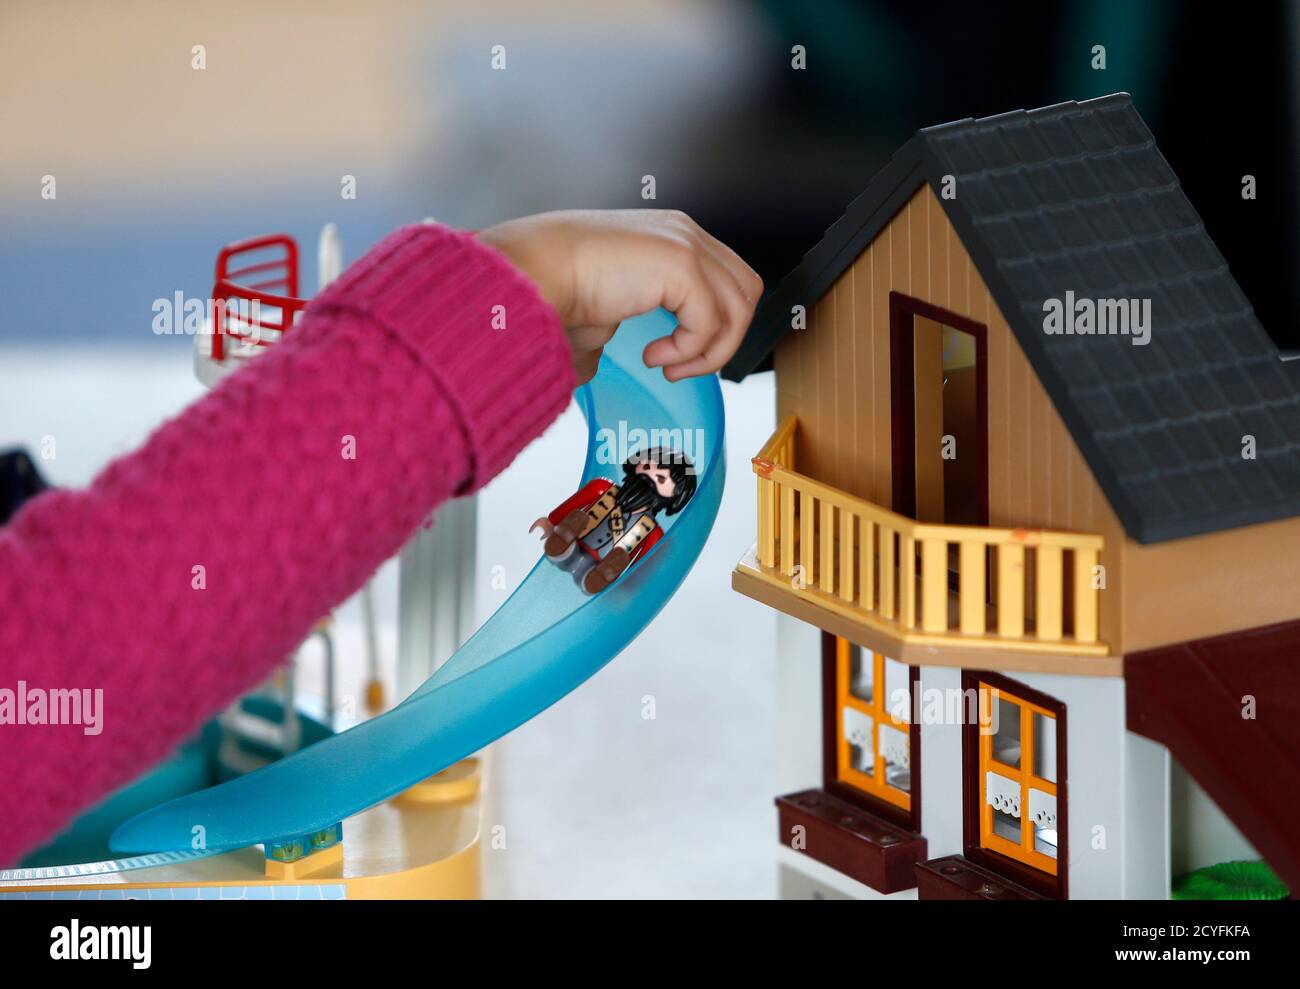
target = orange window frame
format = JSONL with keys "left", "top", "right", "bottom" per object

{"left": 977, "top": 680, "right": 1058, "bottom": 876}
{"left": 834, "top": 638, "right": 911, "bottom": 813}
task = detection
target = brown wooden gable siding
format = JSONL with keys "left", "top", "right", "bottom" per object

{"left": 774, "top": 184, "right": 1129, "bottom": 652}
{"left": 772, "top": 182, "right": 1300, "bottom": 655}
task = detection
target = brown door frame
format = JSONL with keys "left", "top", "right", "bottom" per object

{"left": 889, "top": 291, "right": 990, "bottom": 524}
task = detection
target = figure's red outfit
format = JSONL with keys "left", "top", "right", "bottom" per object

{"left": 548, "top": 478, "right": 663, "bottom": 562}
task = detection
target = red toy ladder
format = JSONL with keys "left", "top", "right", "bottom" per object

{"left": 211, "top": 234, "right": 305, "bottom": 361}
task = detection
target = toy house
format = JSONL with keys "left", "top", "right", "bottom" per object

{"left": 722, "top": 95, "right": 1300, "bottom": 900}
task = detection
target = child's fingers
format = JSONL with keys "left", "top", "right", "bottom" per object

{"left": 568, "top": 324, "right": 617, "bottom": 352}
{"left": 573, "top": 347, "right": 603, "bottom": 384}
{"left": 661, "top": 355, "right": 715, "bottom": 382}
{"left": 660, "top": 310, "right": 746, "bottom": 381}
{"left": 651, "top": 251, "right": 756, "bottom": 379}
{"left": 672, "top": 212, "right": 763, "bottom": 312}
{"left": 646, "top": 251, "right": 742, "bottom": 367}
{"left": 689, "top": 249, "right": 760, "bottom": 375}
{"left": 642, "top": 255, "right": 725, "bottom": 369}
{"left": 695, "top": 226, "right": 764, "bottom": 306}
{"left": 642, "top": 311, "right": 715, "bottom": 368}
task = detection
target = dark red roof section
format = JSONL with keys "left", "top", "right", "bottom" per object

{"left": 1126, "top": 618, "right": 1300, "bottom": 891}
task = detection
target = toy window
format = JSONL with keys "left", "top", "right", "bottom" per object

{"left": 833, "top": 638, "right": 913, "bottom": 814}
{"left": 975, "top": 680, "right": 1059, "bottom": 876}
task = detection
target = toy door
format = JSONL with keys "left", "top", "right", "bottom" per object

{"left": 889, "top": 293, "right": 988, "bottom": 527}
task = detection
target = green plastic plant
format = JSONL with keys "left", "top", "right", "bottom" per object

{"left": 1172, "top": 860, "right": 1289, "bottom": 900}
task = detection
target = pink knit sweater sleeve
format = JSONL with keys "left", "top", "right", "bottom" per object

{"left": 0, "top": 223, "right": 576, "bottom": 866}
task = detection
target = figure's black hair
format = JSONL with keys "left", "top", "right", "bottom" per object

{"left": 622, "top": 447, "right": 696, "bottom": 516}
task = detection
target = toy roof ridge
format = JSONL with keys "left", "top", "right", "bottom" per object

{"left": 722, "top": 94, "right": 1300, "bottom": 545}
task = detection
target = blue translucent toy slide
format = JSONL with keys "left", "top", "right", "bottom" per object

{"left": 108, "top": 309, "right": 724, "bottom": 856}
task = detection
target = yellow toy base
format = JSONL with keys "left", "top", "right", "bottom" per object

{"left": 0, "top": 757, "right": 486, "bottom": 900}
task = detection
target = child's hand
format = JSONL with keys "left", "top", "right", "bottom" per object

{"left": 479, "top": 210, "right": 762, "bottom": 384}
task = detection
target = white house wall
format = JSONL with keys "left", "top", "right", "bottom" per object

{"left": 917, "top": 667, "right": 1173, "bottom": 899}
{"left": 1170, "top": 758, "right": 1258, "bottom": 876}
{"left": 777, "top": 613, "right": 1178, "bottom": 899}
{"left": 1000, "top": 671, "right": 1126, "bottom": 898}
{"left": 776, "top": 612, "right": 822, "bottom": 795}
{"left": 916, "top": 666, "right": 965, "bottom": 861}
{"left": 1124, "top": 732, "right": 1172, "bottom": 898}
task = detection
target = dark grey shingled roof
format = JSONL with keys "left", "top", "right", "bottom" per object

{"left": 722, "top": 94, "right": 1300, "bottom": 544}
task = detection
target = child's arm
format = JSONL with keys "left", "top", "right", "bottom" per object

{"left": 0, "top": 210, "right": 761, "bottom": 867}
{"left": 0, "top": 224, "right": 573, "bottom": 866}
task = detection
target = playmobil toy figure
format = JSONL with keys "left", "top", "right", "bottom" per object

{"left": 531, "top": 447, "right": 696, "bottom": 595}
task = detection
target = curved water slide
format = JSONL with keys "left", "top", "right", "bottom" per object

{"left": 108, "top": 308, "right": 725, "bottom": 856}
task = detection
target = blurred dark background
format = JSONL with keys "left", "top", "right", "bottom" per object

{"left": 679, "top": 0, "right": 1299, "bottom": 354}
{"left": 1, "top": 0, "right": 1295, "bottom": 353}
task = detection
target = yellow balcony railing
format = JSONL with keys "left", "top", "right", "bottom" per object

{"left": 750, "top": 416, "right": 1108, "bottom": 656}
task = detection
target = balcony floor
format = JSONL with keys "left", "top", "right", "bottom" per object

{"left": 733, "top": 544, "right": 1122, "bottom": 677}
